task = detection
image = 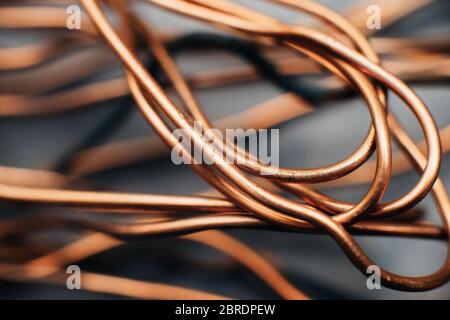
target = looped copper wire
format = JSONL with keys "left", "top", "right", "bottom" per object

{"left": 0, "top": 0, "right": 449, "bottom": 298}
{"left": 74, "top": 0, "right": 448, "bottom": 292}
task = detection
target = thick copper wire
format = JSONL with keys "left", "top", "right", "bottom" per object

{"left": 0, "top": 0, "right": 449, "bottom": 298}
{"left": 81, "top": 0, "right": 447, "bottom": 291}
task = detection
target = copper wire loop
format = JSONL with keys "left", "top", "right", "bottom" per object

{"left": 0, "top": 0, "right": 449, "bottom": 298}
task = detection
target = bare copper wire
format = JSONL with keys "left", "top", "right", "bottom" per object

{"left": 0, "top": 0, "right": 449, "bottom": 298}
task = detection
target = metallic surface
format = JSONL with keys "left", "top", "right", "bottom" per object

{"left": 0, "top": 0, "right": 449, "bottom": 299}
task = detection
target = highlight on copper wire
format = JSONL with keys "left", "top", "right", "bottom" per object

{"left": 0, "top": 0, "right": 449, "bottom": 300}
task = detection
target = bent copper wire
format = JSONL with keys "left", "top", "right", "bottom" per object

{"left": 0, "top": 210, "right": 445, "bottom": 303}
{"left": 0, "top": 212, "right": 447, "bottom": 245}
{"left": 65, "top": 93, "right": 313, "bottom": 176}
{"left": 114, "top": 0, "right": 392, "bottom": 226}
{"left": 0, "top": 157, "right": 312, "bottom": 297}
{"left": 0, "top": 4, "right": 442, "bottom": 112}
{"left": 0, "top": 0, "right": 442, "bottom": 284}
{"left": 39, "top": 30, "right": 324, "bottom": 173}
{"left": 78, "top": 0, "right": 450, "bottom": 291}
{"left": 57, "top": 35, "right": 450, "bottom": 178}
{"left": 20, "top": 0, "right": 428, "bottom": 212}
{"left": 0, "top": 228, "right": 309, "bottom": 299}
{"left": 0, "top": 210, "right": 444, "bottom": 298}
{"left": 2, "top": 0, "right": 446, "bottom": 94}
{"left": 318, "top": 125, "right": 450, "bottom": 189}
{"left": 0, "top": 262, "right": 230, "bottom": 300}
{"left": 0, "top": 3, "right": 309, "bottom": 299}
{"left": 66, "top": 113, "right": 450, "bottom": 184}
{"left": 3, "top": 13, "right": 442, "bottom": 218}
{"left": 149, "top": 2, "right": 439, "bottom": 221}
{"left": 2, "top": 33, "right": 449, "bottom": 94}
{"left": 37, "top": 1, "right": 450, "bottom": 296}
{"left": 51, "top": 0, "right": 388, "bottom": 296}
{"left": 0, "top": 0, "right": 428, "bottom": 292}
{"left": 2, "top": 43, "right": 449, "bottom": 117}
{"left": 0, "top": 40, "right": 446, "bottom": 191}
{"left": 264, "top": 0, "right": 448, "bottom": 219}
{"left": 2, "top": 41, "right": 442, "bottom": 179}
{"left": 122, "top": 3, "right": 395, "bottom": 238}
{"left": 0, "top": 213, "right": 448, "bottom": 297}
{"left": 168, "top": 0, "right": 449, "bottom": 288}
{"left": 0, "top": 0, "right": 449, "bottom": 296}
{"left": 0, "top": 167, "right": 441, "bottom": 242}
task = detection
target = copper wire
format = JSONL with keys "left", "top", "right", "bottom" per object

{"left": 0, "top": 0, "right": 449, "bottom": 298}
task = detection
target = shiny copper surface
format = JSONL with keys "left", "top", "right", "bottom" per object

{"left": 0, "top": 0, "right": 449, "bottom": 299}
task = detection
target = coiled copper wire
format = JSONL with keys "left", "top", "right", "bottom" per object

{"left": 0, "top": 0, "right": 449, "bottom": 298}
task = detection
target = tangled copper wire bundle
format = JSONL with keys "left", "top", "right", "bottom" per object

{"left": 0, "top": 0, "right": 449, "bottom": 299}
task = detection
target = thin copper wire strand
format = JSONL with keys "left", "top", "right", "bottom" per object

{"left": 0, "top": 212, "right": 445, "bottom": 300}
{"left": 2, "top": 42, "right": 449, "bottom": 116}
{"left": 0, "top": 263, "right": 229, "bottom": 300}
{"left": 0, "top": 215, "right": 446, "bottom": 250}
{"left": 2, "top": 34, "right": 449, "bottom": 94}
{"left": 4, "top": 0, "right": 447, "bottom": 96}
{"left": 0, "top": 170, "right": 443, "bottom": 241}
{"left": 15, "top": 230, "right": 309, "bottom": 300}
{"left": 65, "top": 93, "right": 313, "bottom": 177}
